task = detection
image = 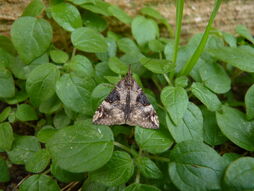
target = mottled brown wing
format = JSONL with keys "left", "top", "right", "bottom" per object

{"left": 126, "top": 83, "right": 159, "bottom": 129}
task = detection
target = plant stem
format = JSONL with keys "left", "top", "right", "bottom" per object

{"left": 148, "top": 155, "right": 171, "bottom": 162}
{"left": 171, "top": 0, "right": 184, "bottom": 81}
{"left": 179, "top": 0, "right": 222, "bottom": 76}
{"left": 114, "top": 141, "right": 138, "bottom": 157}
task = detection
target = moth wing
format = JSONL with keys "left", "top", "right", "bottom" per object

{"left": 127, "top": 85, "right": 159, "bottom": 129}
{"left": 93, "top": 85, "right": 126, "bottom": 126}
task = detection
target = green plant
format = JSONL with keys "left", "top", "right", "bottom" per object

{"left": 0, "top": 0, "right": 254, "bottom": 190}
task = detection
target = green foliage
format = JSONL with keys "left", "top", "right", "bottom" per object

{"left": 1, "top": 0, "right": 254, "bottom": 190}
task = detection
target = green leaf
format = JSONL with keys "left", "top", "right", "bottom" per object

{"left": 25, "top": 149, "right": 50, "bottom": 173}
{"left": 83, "top": 11, "right": 108, "bottom": 32}
{"left": 235, "top": 24, "right": 254, "bottom": 44}
{"left": 19, "top": 174, "right": 60, "bottom": 191}
{"left": 80, "top": 0, "right": 111, "bottom": 16}
{"left": 16, "top": 104, "right": 38, "bottom": 121}
{"left": 209, "top": 46, "right": 254, "bottom": 72}
{"left": 202, "top": 107, "right": 226, "bottom": 146}
{"left": 39, "top": 94, "right": 62, "bottom": 114}
{"left": 7, "top": 136, "right": 41, "bottom": 164}
{"left": 135, "top": 126, "right": 173, "bottom": 154}
{"left": 222, "top": 32, "right": 237, "bottom": 47}
{"left": 191, "top": 82, "right": 221, "bottom": 111}
{"left": 47, "top": 120, "right": 114, "bottom": 173}
{"left": 56, "top": 73, "right": 95, "bottom": 115}
{"left": 11, "top": 17, "right": 52, "bottom": 64}
{"left": 108, "top": 57, "right": 128, "bottom": 75}
{"left": 161, "top": 86, "right": 188, "bottom": 125}
{"left": 4, "top": 91, "right": 28, "bottom": 105}
{"left": 51, "top": 161, "right": 84, "bottom": 183}
{"left": 90, "top": 151, "right": 134, "bottom": 186}
{"left": 0, "top": 158, "right": 10, "bottom": 183}
{"left": 50, "top": 49, "right": 69, "bottom": 63}
{"left": 37, "top": 125, "right": 57, "bottom": 143}
{"left": 51, "top": 3, "right": 82, "bottom": 32}
{"left": 26, "top": 63, "right": 60, "bottom": 106}
{"left": 223, "top": 157, "right": 254, "bottom": 191}
{"left": 136, "top": 157, "right": 162, "bottom": 179}
{"left": 0, "top": 122, "right": 14, "bottom": 151}
{"left": 71, "top": 27, "right": 108, "bottom": 53}
{"left": 174, "top": 76, "right": 188, "bottom": 87}
{"left": 169, "top": 140, "right": 227, "bottom": 191}
{"left": 0, "top": 35, "right": 16, "bottom": 55}
{"left": 53, "top": 110, "right": 71, "bottom": 129}
{"left": 245, "top": 84, "right": 254, "bottom": 120}
{"left": 125, "top": 183, "right": 161, "bottom": 191}
{"left": 0, "top": 106, "right": 11, "bottom": 122}
{"left": 148, "top": 39, "right": 164, "bottom": 53}
{"left": 22, "top": 0, "right": 45, "bottom": 17}
{"left": 117, "top": 38, "right": 139, "bottom": 54}
{"left": 108, "top": 5, "right": 132, "bottom": 24}
{"left": 0, "top": 67, "right": 15, "bottom": 98}
{"left": 68, "top": 55, "right": 94, "bottom": 78}
{"left": 216, "top": 106, "right": 254, "bottom": 151}
{"left": 131, "top": 16, "right": 159, "bottom": 45}
{"left": 222, "top": 153, "right": 241, "bottom": 163}
{"left": 140, "top": 57, "right": 174, "bottom": 74}
{"left": 199, "top": 62, "right": 231, "bottom": 94}
{"left": 166, "top": 102, "right": 203, "bottom": 143}
{"left": 91, "top": 83, "right": 113, "bottom": 110}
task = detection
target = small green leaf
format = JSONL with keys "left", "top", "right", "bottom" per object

{"left": 16, "top": 104, "right": 38, "bottom": 121}
{"left": 140, "top": 57, "right": 174, "bottom": 74}
{"left": 235, "top": 25, "right": 254, "bottom": 44}
{"left": 7, "top": 136, "right": 41, "bottom": 164}
{"left": 71, "top": 27, "right": 108, "bottom": 53}
{"left": 11, "top": 17, "right": 52, "bottom": 64}
{"left": 19, "top": 174, "right": 60, "bottom": 191}
{"left": 80, "top": 0, "right": 111, "bottom": 16}
{"left": 26, "top": 63, "right": 60, "bottom": 106}
{"left": 51, "top": 162, "right": 84, "bottom": 183}
{"left": 108, "top": 5, "right": 132, "bottom": 24}
{"left": 209, "top": 46, "right": 254, "bottom": 72}
{"left": 0, "top": 158, "right": 10, "bottom": 183}
{"left": 37, "top": 125, "right": 57, "bottom": 143}
{"left": 161, "top": 86, "right": 188, "bottom": 125}
{"left": 91, "top": 83, "right": 113, "bottom": 110}
{"left": 0, "top": 107, "right": 11, "bottom": 122}
{"left": 25, "top": 149, "right": 50, "bottom": 173}
{"left": 39, "top": 94, "right": 62, "bottom": 114}
{"left": 245, "top": 84, "right": 254, "bottom": 120}
{"left": 22, "top": 0, "right": 45, "bottom": 17}
{"left": 136, "top": 157, "right": 162, "bottom": 179}
{"left": 47, "top": 120, "right": 114, "bottom": 173}
{"left": 68, "top": 55, "right": 94, "bottom": 78}
{"left": 0, "top": 67, "right": 15, "bottom": 98}
{"left": 135, "top": 126, "right": 173, "bottom": 154}
{"left": 199, "top": 62, "right": 231, "bottom": 94}
{"left": 223, "top": 157, "right": 254, "bottom": 191}
{"left": 4, "top": 91, "right": 28, "bottom": 105}
{"left": 148, "top": 39, "right": 164, "bottom": 52}
{"left": 125, "top": 183, "right": 161, "bottom": 191}
{"left": 131, "top": 16, "right": 159, "bottom": 45}
{"left": 174, "top": 76, "right": 188, "bottom": 87}
{"left": 166, "top": 102, "right": 203, "bottom": 143}
{"left": 56, "top": 73, "right": 95, "bottom": 115}
{"left": 50, "top": 49, "right": 69, "bottom": 63}
{"left": 51, "top": 2, "right": 82, "bottom": 32}
{"left": 202, "top": 107, "right": 226, "bottom": 146}
{"left": 222, "top": 32, "right": 237, "bottom": 47}
{"left": 0, "top": 35, "right": 16, "bottom": 55}
{"left": 169, "top": 141, "right": 227, "bottom": 191}
{"left": 108, "top": 57, "right": 128, "bottom": 75}
{"left": 83, "top": 11, "right": 108, "bottom": 32}
{"left": 90, "top": 151, "right": 134, "bottom": 186}
{"left": 0, "top": 122, "right": 14, "bottom": 151}
{"left": 191, "top": 82, "right": 221, "bottom": 111}
{"left": 117, "top": 38, "right": 139, "bottom": 54}
{"left": 216, "top": 106, "right": 254, "bottom": 151}
{"left": 53, "top": 110, "right": 71, "bottom": 129}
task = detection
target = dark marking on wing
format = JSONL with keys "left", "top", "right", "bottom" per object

{"left": 105, "top": 89, "right": 120, "bottom": 103}
{"left": 136, "top": 92, "right": 150, "bottom": 106}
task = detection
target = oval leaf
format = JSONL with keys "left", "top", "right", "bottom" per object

{"left": 71, "top": 27, "right": 107, "bottom": 53}
{"left": 135, "top": 126, "right": 173, "bottom": 154}
{"left": 47, "top": 121, "right": 114, "bottom": 173}
{"left": 125, "top": 183, "right": 161, "bottom": 191}
{"left": 0, "top": 122, "right": 14, "bottom": 151}
{"left": 245, "top": 84, "right": 254, "bottom": 120}
{"left": 161, "top": 86, "right": 188, "bottom": 125}
{"left": 136, "top": 157, "right": 162, "bottom": 179}
{"left": 16, "top": 104, "right": 38, "bottom": 121}
{"left": 108, "top": 57, "right": 128, "bottom": 74}
{"left": 0, "top": 67, "right": 15, "bottom": 98}
{"left": 11, "top": 17, "right": 52, "bottom": 64}
{"left": 216, "top": 106, "right": 254, "bottom": 151}
{"left": 90, "top": 151, "right": 134, "bottom": 186}
{"left": 169, "top": 141, "right": 227, "bottom": 191}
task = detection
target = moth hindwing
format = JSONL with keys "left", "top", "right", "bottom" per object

{"left": 92, "top": 69, "right": 159, "bottom": 129}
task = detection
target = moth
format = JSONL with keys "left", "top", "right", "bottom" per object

{"left": 92, "top": 66, "right": 159, "bottom": 129}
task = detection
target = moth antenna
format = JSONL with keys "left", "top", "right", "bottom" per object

{"left": 128, "top": 64, "right": 132, "bottom": 76}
